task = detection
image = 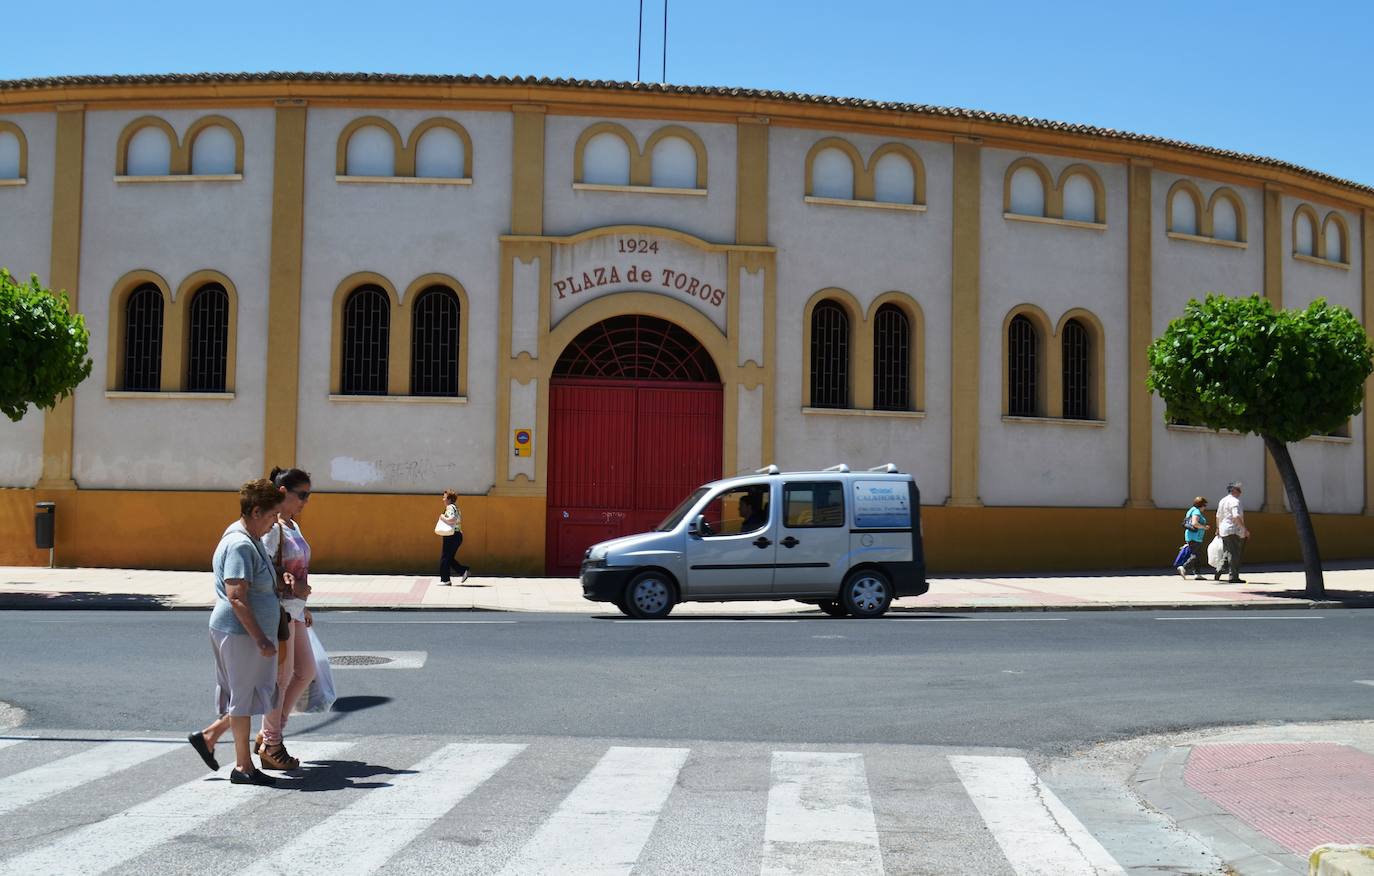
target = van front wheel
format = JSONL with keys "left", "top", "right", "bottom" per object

{"left": 624, "top": 571, "right": 676, "bottom": 619}
{"left": 841, "top": 569, "right": 892, "bottom": 618}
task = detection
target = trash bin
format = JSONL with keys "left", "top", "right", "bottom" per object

{"left": 35, "top": 502, "right": 56, "bottom": 550}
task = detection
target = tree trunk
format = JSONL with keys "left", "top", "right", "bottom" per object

{"left": 1261, "top": 434, "right": 1324, "bottom": 598}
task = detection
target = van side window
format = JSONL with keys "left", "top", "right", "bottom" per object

{"left": 783, "top": 481, "right": 845, "bottom": 528}
{"left": 701, "top": 485, "right": 770, "bottom": 536}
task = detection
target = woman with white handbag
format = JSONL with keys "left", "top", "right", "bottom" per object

{"left": 436, "top": 489, "right": 469, "bottom": 585}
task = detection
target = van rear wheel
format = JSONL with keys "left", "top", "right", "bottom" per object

{"left": 623, "top": 571, "right": 676, "bottom": 619}
{"left": 841, "top": 569, "right": 892, "bottom": 618}
{"left": 817, "top": 601, "right": 848, "bottom": 617}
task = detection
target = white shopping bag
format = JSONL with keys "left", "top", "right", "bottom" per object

{"left": 1206, "top": 536, "right": 1224, "bottom": 570}
{"left": 294, "top": 626, "right": 337, "bottom": 714}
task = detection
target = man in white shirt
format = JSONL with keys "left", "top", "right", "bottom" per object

{"left": 1214, "top": 481, "right": 1249, "bottom": 583}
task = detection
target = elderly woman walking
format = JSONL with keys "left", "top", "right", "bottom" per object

{"left": 187, "top": 479, "right": 286, "bottom": 786}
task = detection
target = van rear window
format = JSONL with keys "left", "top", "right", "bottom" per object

{"left": 782, "top": 481, "right": 845, "bottom": 528}
{"left": 852, "top": 480, "right": 911, "bottom": 528}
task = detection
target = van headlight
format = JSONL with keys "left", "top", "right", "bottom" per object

{"left": 586, "top": 545, "right": 609, "bottom": 563}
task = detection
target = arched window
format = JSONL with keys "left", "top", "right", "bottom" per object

{"left": 583, "top": 132, "right": 631, "bottom": 185}
{"left": 415, "top": 126, "right": 465, "bottom": 179}
{"left": 190, "top": 126, "right": 236, "bottom": 175}
{"left": 1211, "top": 197, "right": 1239, "bottom": 242}
{"left": 1295, "top": 210, "right": 1317, "bottom": 256}
{"left": 186, "top": 284, "right": 230, "bottom": 392}
{"left": 650, "top": 135, "right": 697, "bottom": 188}
{"left": 410, "top": 286, "right": 461, "bottom": 396}
{"left": 872, "top": 153, "right": 916, "bottom": 204}
{"left": 1061, "top": 174, "right": 1096, "bottom": 223}
{"left": 809, "top": 300, "right": 850, "bottom": 408}
{"left": 1061, "top": 319, "right": 1091, "bottom": 420}
{"left": 873, "top": 304, "right": 911, "bottom": 411}
{"left": 0, "top": 130, "right": 21, "bottom": 179}
{"left": 127, "top": 126, "right": 172, "bottom": 176}
{"left": 1009, "top": 167, "right": 1046, "bottom": 217}
{"left": 1169, "top": 189, "right": 1199, "bottom": 235}
{"left": 345, "top": 126, "right": 396, "bottom": 177}
{"left": 1324, "top": 218, "right": 1346, "bottom": 263}
{"left": 812, "top": 148, "right": 855, "bottom": 200}
{"left": 1008, "top": 315, "right": 1038, "bottom": 417}
{"left": 123, "top": 284, "right": 164, "bottom": 391}
{"left": 341, "top": 285, "right": 390, "bottom": 395}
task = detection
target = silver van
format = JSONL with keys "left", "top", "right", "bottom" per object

{"left": 580, "top": 464, "right": 926, "bottom": 618}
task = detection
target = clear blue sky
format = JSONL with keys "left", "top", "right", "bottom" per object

{"left": 7, "top": 0, "right": 1371, "bottom": 186}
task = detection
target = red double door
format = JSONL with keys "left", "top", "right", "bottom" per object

{"left": 546, "top": 378, "right": 723, "bottom": 575}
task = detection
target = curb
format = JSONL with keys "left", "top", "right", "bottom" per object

{"left": 1310, "top": 846, "right": 1374, "bottom": 875}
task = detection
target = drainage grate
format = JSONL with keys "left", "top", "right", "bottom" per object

{"left": 330, "top": 654, "right": 394, "bottom": 667}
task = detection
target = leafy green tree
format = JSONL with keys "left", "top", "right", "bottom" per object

{"left": 0, "top": 269, "right": 93, "bottom": 423}
{"left": 1147, "top": 294, "right": 1373, "bottom": 597}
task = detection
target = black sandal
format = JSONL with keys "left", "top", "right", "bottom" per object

{"left": 187, "top": 731, "right": 219, "bottom": 772}
{"left": 229, "top": 767, "right": 277, "bottom": 786}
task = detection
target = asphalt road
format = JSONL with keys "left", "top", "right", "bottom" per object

{"left": 3, "top": 609, "right": 1371, "bottom": 753}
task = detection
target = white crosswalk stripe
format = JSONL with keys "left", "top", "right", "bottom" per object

{"left": 949, "top": 754, "right": 1125, "bottom": 876}
{"left": 497, "top": 745, "right": 690, "bottom": 876}
{"left": 0, "top": 741, "right": 354, "bottom": 876}
{"left": 0, "top": 738, "right": 28, "bottom": 754}
{"left": 243, "top": 742, "right": 526, "bottom": 876}
{"left": 762, "top": 751, "right": 884, "bottom": 875}
{"left": 0, "top": 739, "right": 171, "bottom": 817}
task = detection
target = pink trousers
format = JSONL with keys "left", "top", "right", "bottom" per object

{"left": 260, "top": 619, "right": 316, "bottom": 745}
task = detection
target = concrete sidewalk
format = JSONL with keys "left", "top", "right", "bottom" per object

{"left": 2, "top": 561, "right": 1373, "bottom": 612}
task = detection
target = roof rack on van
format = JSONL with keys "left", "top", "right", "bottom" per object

{"left": 822, "top": 464, "right": 851, "bottom": 473}
{"left": 755, "top": 464, "right": 780, "bottom": 475}
{"left": 867, "top": 463, "right": 899, "bottom": 473}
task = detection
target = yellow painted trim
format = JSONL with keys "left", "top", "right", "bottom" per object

{"left": 1206, "top": 186, "right": 1248, "bottom": 242}
{"left": 1164, "top": 179, "right": 1205, "bottom": 234}
{"left": 806, "top": 196, "right": 926, "bottom": 213}
{"left": 1002, "top": 156, "right": 1054, "bottom": 218}
{"left": 1001, "top": 304, "right": 1053, "bottom": 418}
{"left": 1362, "top": 209, "right": 1373, "bottom": 514}
{"left": 866, "top": 142, "right": 927, "bottom": 206}
{"left": 643, "top": 123, "right": 709, "bottom": 189}
{"left": 405, "top": 116, "right": 475, "bottom": 179}
{"left": 183, "top": 114, "right": 246, "bottom": 175}
{"left": 330, "top": 271, "right": 402, "bottom": 395}
{"left": 1056, "top": 163, "right": 1107, "bottom": 223}
{"left": 115, "top": 115, "right": 179, "bottom": 175}
{"left": 105, "top": 269, "right": 172, "bottom": 391}
{"left": 949, "top": 138, "right": 981, "bottom": 506}
{"left": 38, "top": 105, "right": 84, "bottom": 490}
{"left": 1320, "top": 210, "right": 1351, "bottom": 264}
{"left": 802, "top": 407, "right": 925, "bottom": 419}
{"left": 573, "top": 121, "right": 640, "bottom": 185}
{"left": 175, "top": 269, "right": 239, "bottom": 393}
{"left": 865, "top": 291, "right": 926, "bottom": 413}
{"left": 571, "top": 182, "right": 705, "bottom": 196}
{"left": 804, "top": 136, "right": 863, "bottom": 198}
{"left": 802, "top": 136, "right": 927, "bottom": 207}
{"left": 335, "top": 115, "right": 404, "bottom": 176}
{"left": 1002, "top": 212, "right": 1105, "bottom": 231}
{"left": 1126, "top": 160, "right": 1153, "bottom": 508}
{"left": 0, "top": 178, "right": 26, "bottom": 186}
{"left": 0, "top": 119, "right": 29, "bottom": 178}
{"left": 115, "top": 174, "right": 242, "bottom": 184}
{"left": 501, "top": 224, "right": 774, "bottom": 253}
{"left": 801, "top": 288, "right": 862, "bottom": 408}
{"left": 509, "top": 105, "right": 546, "bottom": 236}
{"left": 1002, "top": 415, "right": 1106, "bottom": 428}
{"left": 335, "top": 175, "right": 471, "bottom": 185}
{"left": 1262, "top": 185, "right": 1284, "bottom": 513}
{"left": 263, "top": 102, "right": 307, "bottom": 472}
{"left": 1055, "top": 307, "right": 1107, "bottom": 421}
{"left": 105, "top": 391, "right": 234, "bottom": 400}
{"left": 1165, "top": 231, "right": 1247, "bottom": 250}
{"left": 402, "top": 272, "right": 470, "bottom": 397}
{"left": 734, "top": 117, "right": 769, "bottom": 246}
{"left": 1292, "top": 203, "right": 1321, "bottom": 257}
{"left": 1293, "top": 253, "right": 1351, "bottom": 271}
{"left": 327, "top": 394, "right": 467, "bottom": 404}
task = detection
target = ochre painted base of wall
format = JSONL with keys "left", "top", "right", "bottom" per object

{"left": 1, "top": 489, "right": 1371, "bottom": 575}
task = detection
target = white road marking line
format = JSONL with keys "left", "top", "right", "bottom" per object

{"left": 243, "top": 742, "right": 525, "bottom": 876}
{"left": 762, "top": 751, "right": 884, "bottom": 876}
{"left": 1356, "top": 680, "right": 1374, "bottom": 687}
{"left": 327, "top": 651, "right": 428, "bottom": 669}
{"left": 1154, "top": 616, "right": 1323, "bottom": 621}
{"left": 0, "top": 740, "right": 170, "bottom": 817}
{"left": 497, "top": 745, "right": 689, "bottom": 875}
{"left": 327, "top": 620, "right": 518, "bottom": 624}
{"left": 612, "top": 619, "right": 800, "bottom": 623}
{"left": 0, "top": 739, "right": 28, "bottom": 754}
{"left": 888, "top": 617, "right": 1069, "bottom": 622}
{"left": 949, "top": 755, "right": 1124, "bottom": 876}
{"left": 0, "top": 741, "right": 354, "bottom": 876}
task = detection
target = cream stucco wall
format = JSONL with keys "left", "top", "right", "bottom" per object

{"left": 1150, "top": 172, "right": 1267, "bottom": 509}
{"left": 296, "top": 108, "right": 511, "bottom": 494}
{"left": 0, "top": 112, "right": 57, "bottom": 487}
{"left": 978, "top": 148, "right": 1129, "bottom": 506}
{"left": 768, "top": 128, "right": 953, "bottom": 502}
{"left": 72, "top": 108, "right": 274, "bottom": 490}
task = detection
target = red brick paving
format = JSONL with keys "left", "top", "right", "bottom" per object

{"left": 1184, "top": 742, "right": 1374, "bottom": 855}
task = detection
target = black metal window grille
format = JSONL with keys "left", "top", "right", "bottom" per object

{"left": 553, "top": 315, "right": 719, "bottom": 382}
{"left": 123, "top": 284, "right": 164, "bottom": 391}
{"left": 186, "top": 284, "right": 229, "bottom": 393}
{"left": 810, "top": 301, "right": 849, "bottom": 408}
{"left": 873, "top": 304, "right": 911, "bottom": 411}
{"left": 1008, "top": 315, "right": 1037, "bottom": 416}
{"left": 341, "top": 285, "right": 390, "bottom": 395}
{"left": 410, "top": 286, "right": 461, "bottom": 396}
{"left": 1062, "top": 318, "right": 1090, "bottom": 420}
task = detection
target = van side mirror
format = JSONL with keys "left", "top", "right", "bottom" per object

{"left": 688, "top": 514, "right": 707, "bottom": 538}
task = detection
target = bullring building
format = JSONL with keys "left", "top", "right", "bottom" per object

{"left": 0, "top": 73, "right": 1371, "bottom": 575}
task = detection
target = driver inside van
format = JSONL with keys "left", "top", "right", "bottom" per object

{"left": 738, "top": 492, "right": 768, "bottom": 533}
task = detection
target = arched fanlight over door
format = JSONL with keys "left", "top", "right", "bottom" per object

{"left": 553, "top": 315, "right": 719, "bottom": 382}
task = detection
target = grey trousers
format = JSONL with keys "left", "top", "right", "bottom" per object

{"left": 1220, "top": 534, "right": 1245, "bottom": 581}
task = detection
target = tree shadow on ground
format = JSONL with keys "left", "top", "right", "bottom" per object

{"left": 1244, "top": 588, "right": 1374, "bottom": 606}
{"left": 0, "top": 591, "right": 171, "bottom": 609}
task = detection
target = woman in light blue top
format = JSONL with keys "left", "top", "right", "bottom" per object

{"left": 187, "top": 479, "right": 287, "bottom": 786}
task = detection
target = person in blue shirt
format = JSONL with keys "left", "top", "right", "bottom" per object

{"left": 1177, "top": 496, "right": 1210, "bottom": 580}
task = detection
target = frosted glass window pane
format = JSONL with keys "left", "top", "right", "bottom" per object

{"left": 415, "top": 126, "right": 465, "bottom": 178}
{"left": 651, "top": 136, "right": 697, "bottom": 188}
{"left": 812, "top": 148, "right": 854, "bottom": 200}
{"left": 190, "top": 126, "right": 236, "bottom": 175}
{"left": 583, "top": 132, "right": 631, "bottom": 185}
{"left": 872, "top": 153, "right": 915, "bottom": 203}
{"left": 345, "top": 125, "right": 396, "bottom": 177}
{"left": 1211, "top": 198, "right": 1238, "bottom": 241}
{"left": 127, "top": 126, "right": 172, "bottom": 176}
{"left": 1170, "top": 190, "right": 1198, "bottom": 235}
{"left": 1324, "top": 220, "right": 1344, "bottom": 262}
{"left": 1061, "top": 174, "right": 1096, "bottom": 222}
{"left": 1295, "top": 215, "right": 1315, "bottom": 256}
{"left": 0, "top": 132, "right": 19, "bottom": 178}
{"left": 1009, "top": 167, "right": 1045, "bottom": 216}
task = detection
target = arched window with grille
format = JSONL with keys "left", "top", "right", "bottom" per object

{"left": 873, "top": 304, "right": 911, "bottom": 411}
{"left": 810, "top": 300, "right": 850, "bottom": 408}
{"left": 1061, "top": 318, "right": 1091, "bottom": 420}
{"left": 186, "top": 283, "right": 230, "bottom": 392}
{"left": 341, "top": 285, "right": 390, "bottom": 395}
{"left": 1008, "top": 315, "right": 1038, "bottom": 417}
{"left": 122, "top": 284, "right": 164, "bottom": 391}
{"left": 410, "top": 286, "right": 461, "bottom": 396}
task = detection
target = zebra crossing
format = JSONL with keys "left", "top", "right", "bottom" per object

{"left": 0, "top": 732, "right": 1133, "bottom": 875}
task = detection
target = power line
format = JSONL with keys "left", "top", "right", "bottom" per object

{"left": 661, "top": 0, "right": 668, "bottom": 83}
{"left": 636, "top": 0, "right": 644, "bottom": 82}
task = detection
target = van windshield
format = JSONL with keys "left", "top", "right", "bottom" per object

{"left": 656, "top": 488, "right": 709, "bottom": 531}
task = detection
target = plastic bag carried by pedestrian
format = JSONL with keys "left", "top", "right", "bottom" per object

{"left": 1171, "top": 544, "right": 1191, "bottom": 568}
{"left": 1207, "top": 536, "right": 1224, "bottom": 570}
{"left": 294, "top": 625, "right": 336, "bottom": 714}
